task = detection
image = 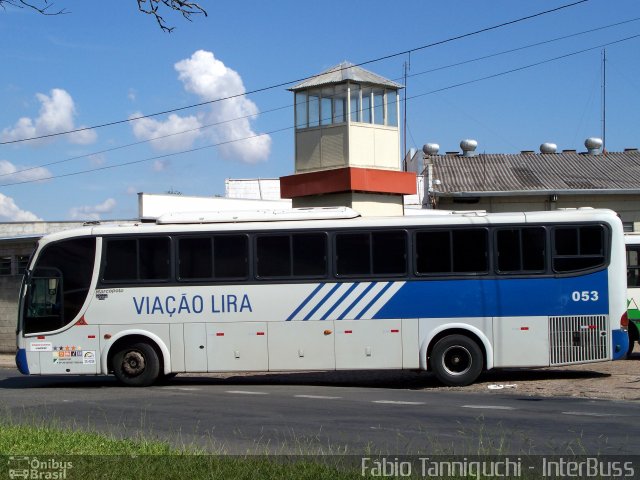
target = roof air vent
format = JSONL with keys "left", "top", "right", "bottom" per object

{"left": 540, "top": 142, "right": 557, "bottom": 154}
{"left": 460, "top": 139, "right": 478, "bottom": 157}
{"left": 422, "top": 143, "right": 440, "bottom": 156}
{"left": 585, "top": 137, "right": 603, "bottom": 155}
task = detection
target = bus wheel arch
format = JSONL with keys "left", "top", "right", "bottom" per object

{"left": 108, "top": 335, "right": 164, "bottom": 387}
{"left": 427, "top": 329, "right": 486, "bottom": 387}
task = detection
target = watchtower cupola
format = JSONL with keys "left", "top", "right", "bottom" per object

{"left": 280, "top": 62, "right": 416, "bottom": 216}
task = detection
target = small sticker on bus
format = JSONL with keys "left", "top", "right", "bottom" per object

{"left": 29, "top": 342, "right": 52, "bottom": 352}
{"left": 83, "top": 351, "right": 96, "bottom": 365}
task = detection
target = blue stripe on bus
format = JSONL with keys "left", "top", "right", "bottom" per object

{"left": 338, "top": 282, "right": 378, "bottom": 320}
{"left": 321, "top": 282, "right": 359, "bottom": 320}
{"left": 303, "top": 283, "right": 343, "bottom": 320}
{"left": 286, "top": 283, "right": 325, "bottom": 321}
{"left": 373, "top": 270, "right": 609, "bottom": 319}
{"left": 355, "top": 282, "right": 394, "bottom": 320}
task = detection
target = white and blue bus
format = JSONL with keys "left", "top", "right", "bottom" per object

{"left": 15, "top": 207, "right": 629, "bottom": 387}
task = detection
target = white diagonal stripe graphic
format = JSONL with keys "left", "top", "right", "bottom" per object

{"left": 332, "top": 282, "right": 371, "bottom": 320}
{"left": 291, "top": 283, "right": 336, "bottom": 321}
{"left": 347, "top": 282, "right": 389, "bottom": 320}
{"left": 307, "top": 282, "right": 354, "bottom": 321}
{"left": 361, "top": 281, "right": 405, "bottom": 319}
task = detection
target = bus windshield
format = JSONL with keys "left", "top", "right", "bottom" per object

{"left": 22, "top": 237, "right": 96, "bottom": 334}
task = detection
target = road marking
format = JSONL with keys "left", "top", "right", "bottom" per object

{"left": 158, "top": 386, "right": 201, "bottom": 391}
{"left": 462, "top": 405, "right": 516, "bottom": 410}
{"left": 561, "top": 411, "right": 623, "bottom": 417}
{"left": 372, "top": 400, "right": 426, "bottom": 405}
{"left": 294, "top": 395, "right": 342, "bottom": 400}
{"left": 225, "top": 390, "right": 269, "bottom": 395}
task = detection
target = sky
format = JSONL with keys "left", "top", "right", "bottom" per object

{"left": 0, "top": 0, "right": 638, "bottom": 221}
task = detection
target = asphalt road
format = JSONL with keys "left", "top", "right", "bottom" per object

{"left": 1, "top": 367, "right": 639, "bottom": 456}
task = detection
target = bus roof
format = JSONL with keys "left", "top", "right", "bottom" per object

{"left": 32, "top": 207, "right": 623, "bottom": 246}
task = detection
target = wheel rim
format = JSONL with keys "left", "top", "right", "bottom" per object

{"left": 122, "top": 350, "right": 146, "bottom": 377}
{"left": 441, "top": 345, "right": 472, "bottom": 376}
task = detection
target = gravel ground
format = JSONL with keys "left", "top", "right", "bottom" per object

{"left": 2, "top": 347, "right": 639, "bottom": 401}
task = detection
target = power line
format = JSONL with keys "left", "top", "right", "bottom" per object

{"left": 0, "top": 104, "right": 291, "bottom": 179}
{"left": 0, "top": 0, "right": 589, "bottom": 146}
{"left": 405, "top": 16, "right": 640, "bottom": 81}
{"left": 6, "top": 12, "right": 633, "bottom": 181}
{"left": 2, "top": 31, "right": 637, "bottom": 189}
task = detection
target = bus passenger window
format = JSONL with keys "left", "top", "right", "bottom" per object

{"left": 336, "top": 233, "right": 370, "bottom": 276}
{"left": 214, "top": 235, "right": 248, "bottom": 279}
{"left": 627, "top": 248, "right": 640, "bottom": 287}
{"left": 553, "top": 226, "right": 605, "bottom": 272}
{"left": 496, "top": 227, "right": 545, "bottom": 273}
{"left": 103, "top": 237, "right": 170, "bottom": 282}
{"left": 415, "top": 229, "right": 488, "bottom": 275}
{"left": 139, "top": 237, "right": 170, "bottom": 280}
{"left": 415, "top": 231, "right": 451, "bottom": 273}
{"left": 292, "top": 234, "right": 326, "bottom": 277}
{"left": 179, "top": 237, "right": 213, "bottom": 279}
{"left": 372, "top": 231, "right": 407, "bottom": 275}
{"left": 256, "top": 235, "right": 290, "bottom": 277}
{"left": 104, "top": 239, "right": 137, "bottom": 280}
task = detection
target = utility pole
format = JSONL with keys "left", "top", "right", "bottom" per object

{"left": 601, "top": 49, "right": 606, "bottom": 153}
{"left": 402, "top": 53, "right": 410, "bottom": 170}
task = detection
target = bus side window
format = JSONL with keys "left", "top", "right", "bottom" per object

{"left": 415, "top": 228, "right": 488, "bottom": 275}
{"left": 496, "top": 227, "right": 546, "bottom": 274}
{"left": 627, "top": 247, "right": 640, "bottom": 287}
{"left": 553, "top": 226, "right": 605, "bottom": 273}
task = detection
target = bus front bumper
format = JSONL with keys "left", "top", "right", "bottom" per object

{"left": 15, "top": 348, "right": 29, "bottom": 375}
{"left": 612, "top": 329, "right": 629, "bottom": 361}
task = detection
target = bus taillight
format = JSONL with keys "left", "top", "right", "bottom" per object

{"left": 621, "top": 311, "right": 629, "bottom": 330}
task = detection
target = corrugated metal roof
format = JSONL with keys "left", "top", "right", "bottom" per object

{"left": 420, "top": 150, "right": 640, "bottom": 195}
{"left": 289, "top": 62, "right": 403, "bottom": 91}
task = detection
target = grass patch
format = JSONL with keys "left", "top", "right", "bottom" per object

{"left": 0, "top": 423, "right": 366, "bottom": 479}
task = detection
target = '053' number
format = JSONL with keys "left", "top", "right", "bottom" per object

{"left": 571, "top": 290, "right": 599, "bottom": 302}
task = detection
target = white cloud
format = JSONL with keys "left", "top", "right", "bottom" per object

{"left": 174, "top": 50, "right": 271, "bottom": 163}
{"left": 1, "top": 88, "right": 97, "bottom": 145}
{"left": 0, "top": 194, "right": 42, "bottom": 221}
{"left": 0, "top": 160, "right": 51, "bottom": 183}
{"left": 152, "top": 159, "right": 169, "bottom": 172}
{"left": 88, "top": 154, "right": 106, "bottom": 167}
{"left": 69, "top": 198, "right": 116, "bottom": 220}
{"left": 129, "top": 112, "right": 201, "bottom": 152}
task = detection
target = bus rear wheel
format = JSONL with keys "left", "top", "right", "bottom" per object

{"left": 112, "top": 342, "right": 160, "bottom": 387}
{"left": 431, "top": 335, "right": 483, "bottom": 386}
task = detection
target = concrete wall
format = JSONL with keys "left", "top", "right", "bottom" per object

{"left": 0, "top": 276, "right": 21, "bottom": 352}
{"left": 436, "top": 194, "right": 640, "bottom": 230}
{"left": 0, "top": 239, "right": 37, "bottom": 353}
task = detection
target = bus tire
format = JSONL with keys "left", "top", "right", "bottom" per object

{"left": 628, "top": 323, "right": 639, "bottom": 358}
{"left": 431, "top": 334, "right": 484, "bottom": 386}
{"left": 112, "top": 342, "right": 160, "bottom": 387}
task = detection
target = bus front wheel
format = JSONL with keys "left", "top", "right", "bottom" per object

{"left": 430, "top": 335, "right": 484, "bottom": 386}
{"left": 112, "top": 342, "right": 160, "bottom": 387}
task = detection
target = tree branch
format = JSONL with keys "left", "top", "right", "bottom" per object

{"left": 136, "top": 0, "right": 207, "bottom": 33}
{"left": 1, "top": 0, "right": 69, "bottom": 15}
